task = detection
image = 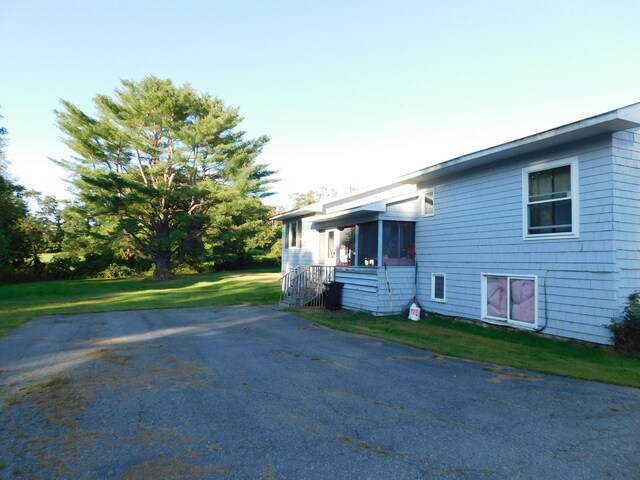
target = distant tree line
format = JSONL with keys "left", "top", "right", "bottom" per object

{"left": 0, "top": 80, "right": 282, "bottom": 284}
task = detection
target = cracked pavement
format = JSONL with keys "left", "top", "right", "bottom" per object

{"left": 0, "top": 306, "right": 639, "bottom": 479}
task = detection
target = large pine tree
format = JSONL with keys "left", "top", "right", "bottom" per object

{"left": 55, "top": 77, "right": 273, "bottom": 279}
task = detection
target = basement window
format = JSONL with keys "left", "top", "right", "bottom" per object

{"left": 431, "top": 273, "right": 446, "bottom": 302}
{"left": 482, "top": 274, "right": 537, "bottom": 328}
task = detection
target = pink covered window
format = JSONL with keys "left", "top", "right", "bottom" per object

{"left": 486, "top": 277, "right": 508, "bottom": 319}
{"left": 484, "top": 275, "right": 536, "bottom": 326}
{"left": 510, "top": 279, "right": 535, "bottom": 324}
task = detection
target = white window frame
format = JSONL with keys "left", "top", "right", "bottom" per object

{"left": 285, "top": 220, "right": 302, "bottom": 249}
{"left": 522, "top": 157, "right": 579, "bottom": 240}
{"left": 481, "top": 273, "right": 538, "bottom": 329}
{"left": 431, "top": 273, "right": 446, "bottom": 303}
{"left": 421, "top": 188, "right": 435, "bottom": 217}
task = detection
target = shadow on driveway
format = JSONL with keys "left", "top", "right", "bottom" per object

{"left": 1, "top": 306, "right": 638, "bottom": 479}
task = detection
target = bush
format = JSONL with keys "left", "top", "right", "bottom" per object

{"left": 252, "top": 255, "right": 280, "bottom": 268}
{"left": 608, "top": 292, "right": 640, "bottom": 353}
{"left": 100, "top": 264, "right": 137, "bottom": 278}
{"left": 44, "top": 256, "right": 83, "bottom": 280}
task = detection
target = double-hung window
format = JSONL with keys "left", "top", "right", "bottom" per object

{"left": 523, "top": 158, "right": 578, "bottom": 239}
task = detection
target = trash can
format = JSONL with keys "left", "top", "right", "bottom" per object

{"left": 324, "top": 281, "right": 344, "bottom": 311}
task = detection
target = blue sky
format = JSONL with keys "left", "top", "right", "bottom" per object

{"left": 2, "top": 0, "right": 640, "bottom": 209}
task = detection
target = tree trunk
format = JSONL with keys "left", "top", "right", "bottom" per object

{"left": 152, "top": 256, "right": 173, "bottom": 281}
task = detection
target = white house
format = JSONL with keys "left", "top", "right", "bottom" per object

{"left": 273, "top": 103, "right": 640, "bottom": 344}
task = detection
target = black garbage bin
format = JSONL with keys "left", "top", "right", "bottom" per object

{"left": 324, "top": 281, "right": 344, "bottom": 311}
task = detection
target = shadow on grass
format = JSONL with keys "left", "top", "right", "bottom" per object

{"left": 0, "top": 270, "right": 281, "bottom": 337}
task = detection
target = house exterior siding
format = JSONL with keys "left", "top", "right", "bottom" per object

{"left": 273, "top": 104, "right": 640, "bottom": 345}
{"left": 280, "top": 218, "right": 320, "bottom": 273}
{"left": 417, "top": 136, "right": 620, "bottom": 343}
{"left": 334, "top": 266, "right": 417, "bottom": 315}
{"left": 612, "top": 129, "right": 640, "bottom": 312}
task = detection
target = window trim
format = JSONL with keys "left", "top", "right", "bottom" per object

{"left": 481, "top": 273, "right": 538, "bottom": 329}
{"left": 522, "top": 157, "right": 579, "bottom": 240}
{"left": 285, "top": 220, "right": 302, "bottom": 249}
{"left": 421, "top": 188, "right": 435, "bottom": 217}
{"left": 431, "top": 273, "right": 446, "bottom": 303}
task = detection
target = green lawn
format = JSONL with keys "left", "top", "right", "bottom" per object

{"left": 0, "top": 269, "right": 281, "bottom": 337}
{"left": 294, "top": 309, "right": 640, "bottom": 388}
{"left": 2, "top": 271, "right": 639, "bottom": 387}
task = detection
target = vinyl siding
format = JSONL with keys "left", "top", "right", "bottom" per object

{"left": 335, "top": 266, "right": 417, "bottom": 315}
{"left": 612, "top": 128, "right": 640, "bottom": 314}
{"left": 280, "top": 218, "right": 320, "bottom": 273}
{"left": 416, "top": 136, "right": 618, "bottom": 344}
{"left": 335, "top": 268, "right": 378, "bottom": 312}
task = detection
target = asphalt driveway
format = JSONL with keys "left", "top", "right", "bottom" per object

{"left": 0, "top": 306, "right": 638, "bottom": 479}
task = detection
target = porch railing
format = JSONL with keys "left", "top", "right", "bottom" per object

{"left": 280, "top": 265, "right": 335, "bottom": 307}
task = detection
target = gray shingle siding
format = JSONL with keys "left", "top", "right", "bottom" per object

{"left": 416, "top": 136, "right": 620, "bottom": 344}
{"left": 612, "top": 129, "right": 640, "bottom": 314}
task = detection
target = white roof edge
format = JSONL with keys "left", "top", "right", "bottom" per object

{"left": 310, "top": 203, "right": 387, "bottom": 223}
{"left": 396, "top": 102, "right": 640, "bottom": 184}
{"left": 270, "top": 202, "right": 324, "bottom": 221}
{"left": 272, "top": 102, "right": 640, "bottom": 221}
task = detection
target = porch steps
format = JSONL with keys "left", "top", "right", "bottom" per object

{"left": 280, "top": 265, "right": 335, "bottom": 308}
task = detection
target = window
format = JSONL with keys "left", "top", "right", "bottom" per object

{"left": 431, "top": 273, "right": 446, "bottom": 302}
{"left": 422, "top": 189, "right": 434, "bottom": 216}
{"left": 523, "top": 158, "right": 578, "bottom": 239}
{"left": 338, "top": 226, "right": 355, "bottom": 266}
{"left": 327, "top": 231, "right": 335, "bottom": 259}
{"left": 383, "top": 221, "right": 415, "bottom": 266}
{"left": 285, "top": 220, "right": 302, "bottom": 249}
{"left": 333, "top": 221, "right": 416, "bottom": 267}
{"left": 357, "top": 222, "right": 378, "bottom": 266}
{"left": 482, "top": 274, "right": 537, "bottom": 327}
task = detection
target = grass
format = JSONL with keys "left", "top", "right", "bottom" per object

{"left": 0, "top": 268, "right": 281, "bottom": 337}
{"left": 2, "top": 269, "right": 639, "bottom": 387}
{"left": 294, "top": 309, "right": 640, "bottom": 388}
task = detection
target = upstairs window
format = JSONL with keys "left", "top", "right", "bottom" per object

{"left": 523, "top": 158, "right": 578, "bottom": 239}
{"left": 422, "top": 188, "right": 434, "bottom": 216}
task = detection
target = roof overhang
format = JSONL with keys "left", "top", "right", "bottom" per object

{"left": 270, "top": 202, "right": 324, "bottom": 221}
{"left": 396, "top": 103, "right": 640, "bottom": 185}
{"left": 310, "top": 203, "right": 386, "bottom": 222}
{"left": 271, "top": 103, "right": 640, "bottom": 223}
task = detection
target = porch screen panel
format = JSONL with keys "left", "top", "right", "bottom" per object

{"left": 339, "top": 226, "right": 355, "bottom": 266}
{"left": 358, "top": 222, "right": 378, "bottom": 266}
{"left": 383, "top": 221, "right": 416, "bottom": 265}
{"left": 327, "top": 231, "right": 335, "bottom": 259}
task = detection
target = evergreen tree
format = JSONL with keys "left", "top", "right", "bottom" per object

{"left": 54, "top": 77, "right": 273, "bottom": 279}
{"left": 0, "top": 118, "right": 33, "bottom": 269}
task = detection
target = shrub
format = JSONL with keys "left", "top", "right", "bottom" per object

{"left": 100, "top": 264, "right": 136, "bottom": 278}
{"left": 44, "top": 256, "right": 83, "bottom": 280}
{"left": 607, "top": 292, "right": 640, "bottom": 353}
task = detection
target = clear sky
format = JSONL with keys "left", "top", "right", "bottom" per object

{"left": 2, "top": 0, "right": 640, "bottom": 210}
